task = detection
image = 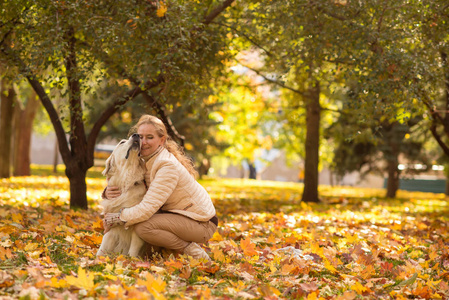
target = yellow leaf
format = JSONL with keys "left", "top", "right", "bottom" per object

{"left": 345, "top": 233, "right": 359, "bottom": 244}
{"left": 310, "top": 242, "right": 325, "bottom": 258}
{"left": 351, "top": 281, "right": 367, "bottom": 294}
{"left": 24, "top": 243, "right": 38, "bottom": 252}
{"left": 300, "top": 201, "right": 310, "bottom": 210}
{"left": 65, "top": 267, "right": 95, "bottom": 291}
{"left": 306, "top": 291, "right": 318, "bottom": 300}
{"left": 137, "top": 273, "right": 166, "bottom": 300}
{"left": 210, "top": 231, "right": 223, "bottom": 242}
{"left": 48, "top": 277, "right": 68, "bottom": 288}
{"left": 11, "top": 213, "right": 23, "bottom": 224}
{"left": 157, "top": 1, "right": 167, "bottom": 17}
{"left": 106, "top": 284, "right": 126, "bottom": 299}
{"left": 429, "top": 249, "right": 438, "bottom": 261}
{"left": 211, "top": 245, "right": 226, "bottom": 263}
{"left": 324, "top": 259, "right": 337, "bottom": 273}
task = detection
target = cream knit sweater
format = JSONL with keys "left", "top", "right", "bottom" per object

{"left": 120, "top": 148, "right": 216, "bottom": 226}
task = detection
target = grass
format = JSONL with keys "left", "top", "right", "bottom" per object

{"left": 30, "top": 164, "right": 104, "bottom": 178}
{"left": 0, "top": 166, "right": 448, "bottom": 299}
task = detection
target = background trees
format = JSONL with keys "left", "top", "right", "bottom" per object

{"left": 1, "top": 0, "right": 448, "bottom": 208}
{"left": 0, "top": 0, "right": 235, "bottom": 209}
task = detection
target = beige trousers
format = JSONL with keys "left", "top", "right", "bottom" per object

{"left": 134, "top": 213, "right": 217, "bottom": 252}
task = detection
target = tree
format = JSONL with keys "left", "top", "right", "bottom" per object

{"left": 13, "top": 87, "right": 40, "bottom": 176}
{"left": 0, "top": 76, "right": 15, "bottom": 178}
{"left": 223, "top": 0, "right": 366, "bottom": 202}
{"left": 329, "top": 107, "right": 427, "bottom": 198}
{"left": 336, "top": 1, "right": 449, "bottom": 170}
{"left": 412, "top": 1, "right": 449, "bottom": 159}
{"left": 0, "top": 0, "right": 235, "bottom": 209}
{"left": 209, "top": 71, "right": 273, "bottom": 178}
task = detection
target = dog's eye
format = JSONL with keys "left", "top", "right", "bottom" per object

{"left": 119, "top": 140, "right": 126, "bottom": 145}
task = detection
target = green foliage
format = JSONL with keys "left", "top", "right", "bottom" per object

{"left": 1, "top": 0, "right": 233, "bottom": 134}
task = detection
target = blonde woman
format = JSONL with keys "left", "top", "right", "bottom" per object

{"left": 103, "top": 115, "right": 217, "bottom": 260}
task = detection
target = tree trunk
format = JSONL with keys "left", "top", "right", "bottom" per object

{"left": 64, "top": 26, "right": 90, "bottom": 209}
{"left": 301, "top": 81, "right": 321, "bottom": 203}
{"left": 248, "top": 163, "right": 256, "bottom": 179}
{"left": 385, "top": 158, "right": 399, "bottom": 198}
{"left": 0, "top": 78, "right": 16, "bottom": 178}
{"left": 53, "top": 140, "right": 59, "bottom": 173}
{"left": 65, "top": 162, "right": 88, "bottom": 210}
{"left": 13, "top": 91, "right": 40, "bottom": 176}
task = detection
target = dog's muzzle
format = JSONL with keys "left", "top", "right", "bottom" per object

{"left": 125, "top": 134, "right": 141, "bottom": 159}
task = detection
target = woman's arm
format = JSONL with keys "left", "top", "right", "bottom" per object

{"left": 120, "top": 160, "right": 180, "bottom": 226}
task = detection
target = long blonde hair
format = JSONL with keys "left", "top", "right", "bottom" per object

{"left": 129, "top": 115, "right": 198, "bottom": 178}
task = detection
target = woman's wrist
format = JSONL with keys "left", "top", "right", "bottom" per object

{"left": 118, "top": 208, "right": 127, "bottom": 224}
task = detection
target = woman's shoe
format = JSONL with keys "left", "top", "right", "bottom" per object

{"left": 183, "top": 242, "right": 211, "bottom": 261}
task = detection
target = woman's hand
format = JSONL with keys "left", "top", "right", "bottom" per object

{"left": 105, "top": 186, "right": 121, "bottom": 199}
{"left": 103, "top": 212, "right": 125, "bottom": 233}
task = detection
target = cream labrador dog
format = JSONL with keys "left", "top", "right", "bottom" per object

{"left": 96, "top": 134, "right": 147, "bottom": 257}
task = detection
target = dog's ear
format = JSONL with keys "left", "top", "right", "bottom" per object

{"left": 103, "top": 155, "right": 116, "bottom": 176}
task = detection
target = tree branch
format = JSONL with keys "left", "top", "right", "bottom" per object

{"left": 237, "top": 60, "right": 304, "bottom": 95}
{"left": 203, "top": 0, "right": 235, "bottom": 25}
{"left": 212, "top": 22, "right": 272, "bottom": 56}
{"left": 430, "top": 122, "right": 449, "bottom": 157}
{"left": 143, "top": 93, "right": 186, "bottom": 146}
{"left": 87, "top": 86, "right": 144, "bottom": 153}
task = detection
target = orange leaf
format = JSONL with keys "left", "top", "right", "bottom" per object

{"left": 0, "top": 246, "right": 13, "bottom": 260}
{"left": 80, "top": 235, "right": 102, "bottom": 248}
{"left": 240, "top": 237, "right": 258, "bottom": 256}
{"left": 267, "top": 234, "right": 277, "bottom": 244}
{"left": 280, "top": 263, "right": 298, "bottom": 275}
{"left": 156, "top": 1, "right": 167, "bottom": 17}
{"left": 164, "top": 259, "right": 183, "bottom": 272}
{"left": 179, "top": 266, "right": 191, "bottom": 279}
{"left": 412, "top": 283, "right": 432, "bottom": 298}
{"left": 93, "top": 219, "right": 103, "bottom": 232}
{"left": 335, "top": 290, "right": 357, "bottom": 300}
{"left": 199, "top": 263, "right": 220, "bottom": 274}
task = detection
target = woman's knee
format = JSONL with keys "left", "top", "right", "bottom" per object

{"left": 134, "top": 222, "right": 154, "bottom": 240}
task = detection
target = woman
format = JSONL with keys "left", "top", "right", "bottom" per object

{"left": 102, "top": 115, "right": 217, "bottom": 260}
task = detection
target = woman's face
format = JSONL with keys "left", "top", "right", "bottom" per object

{"left": 137, "top": 123, "right": 165, "bottom": 157}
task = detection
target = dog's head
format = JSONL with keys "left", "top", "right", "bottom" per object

{"left": 102, "top": 134, "right": 142, "bottom": 178}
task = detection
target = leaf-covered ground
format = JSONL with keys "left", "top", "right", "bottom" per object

{"left": 0, "top": 168, "right": 448, "bottom": 299}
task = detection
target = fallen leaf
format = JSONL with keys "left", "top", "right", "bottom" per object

{"left": 65, "top": 267, "right": 95, "bottom": 291}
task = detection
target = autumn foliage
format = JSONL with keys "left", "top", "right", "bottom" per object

{"left": 0, "top": 172, "right": 448, "bottom": 299}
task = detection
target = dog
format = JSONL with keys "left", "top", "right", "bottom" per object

{"left": 96, "top": 134, "right": 147, "bottom": 257}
